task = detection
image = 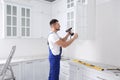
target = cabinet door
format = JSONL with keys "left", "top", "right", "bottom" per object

{"left": 60, "top": 73, "right": 69, "bottom": 80}
{"left": 33, "top": 59, "right": 49, "bottom": 80}
{"left": 22, "top": 61, "right": 34, "bottom": 80}
{"left": 21, "top": 7, "right": 31, "bottom": 37}
{"left": 33, "top": 60, "right": 43, "bottom": 80}
{"left": 5, "top": 4, "right": 18, "bottom": 37}
{"left": 40, "top": 60, "right": 49, "bottom": 80}
{"left": 69, "top": 65, "right": 78, "bottom": 80}
{"left": 11, "top": 63, "right": 22, "bottom": 80}
{"left": 77, "top": 67, "right": 83, "bottom": 80}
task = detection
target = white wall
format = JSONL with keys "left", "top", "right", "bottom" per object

{"left": 96, "top": 0, "right": 120, "bottom": 66}
{"left": 0, "top": 0, "right": 51, "bottom": 59}
{"left": 52, "top": 0, "right": 120, "bottom": 66}
{"left": 51, "top": 0, "right": 67, "bottom": 37}
{"left": 0, "top": 1, "right": 4, "bottom": 38}
{"left": 31, "top": 0, "right": 52, "bottom": 38}
{"left": 0, "top": 38, "right": 48, "bottom": 58}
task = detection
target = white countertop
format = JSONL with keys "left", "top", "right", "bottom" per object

{"left": 69, "top": 59, "right": 120, "bottom": 78}
{"left": 0, "top": 56, "right": 48, "bottom": 64}
{"left": 0, "top": 56, "right": 71, "bottom": 64}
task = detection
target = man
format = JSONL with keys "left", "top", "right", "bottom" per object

{"left": 48, "top": 19, "right": 78, "bottom": 80}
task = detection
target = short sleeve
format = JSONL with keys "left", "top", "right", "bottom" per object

{"left": 48, "top": 33, "right": 60, "bottom": 43}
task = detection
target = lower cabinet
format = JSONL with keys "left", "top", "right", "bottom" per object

{"left": 60, "top": 61, "right": 120, "bottom": 80}
{"left": 33, "top": 59, "right": 49, "bottom": 80}
{"left": 69, "top": 63, "right": 83, "bottom": 80}
{"left": 22, "top": 61, "right": 34, "bottom": 80}
{"left": 69, "top": 65, "right": 78, "bottom": 80}
{"left": 1, "top": 59, "right": 120, "bottom": 80}
{"left": 11, "top": 62, "right": 22, "bottom": 80}
{"left": 60, "top": 61, "right": 70, "bottom": 80}
{"left": 10, "top": 59, "right": 49, "bottom": 80}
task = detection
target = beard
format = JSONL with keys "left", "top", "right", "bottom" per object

{"left": 56, "top": 28, "right": 60, "bottom": 31}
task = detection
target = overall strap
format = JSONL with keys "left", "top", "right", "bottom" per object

{"left": 47, "top": 32, "right": 54, "bottom": 45}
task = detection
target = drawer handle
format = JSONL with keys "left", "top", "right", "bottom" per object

{"left": 26, "top": 62, "right": 33, "bottom": 64}
{"left": 11, "top": 64, "right": 19, "bottom": 66}
{"left": 97, "top": 76, "right": 106, "bottom": 80}
{"left": 62, "top": 72, "right": 69, "bottom": 75}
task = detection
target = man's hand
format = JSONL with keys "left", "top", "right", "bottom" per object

{"left": 73, "top": 33, "right": 78, "bottom": 39}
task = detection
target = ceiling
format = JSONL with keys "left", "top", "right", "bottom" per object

{"left": 45, "top": 0, "right": 56, "bottom": 2}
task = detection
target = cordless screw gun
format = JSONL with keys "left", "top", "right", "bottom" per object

{"left": 65, "top": 27, "right": 74, "bottom": 36}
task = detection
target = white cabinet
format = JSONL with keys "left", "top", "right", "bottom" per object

{"left": 52, "top": 0, "right": 95, "bottom": 40}
{"left": 11, "top": 59, "right": 49, "bottom": 80}
{"left": 33, "top": 60, "right": 42, "bottom": 80}
{"left": 22, "top": 61, "right": 34, "bottom": 80}
{"left": 69, "top": 65, "right": 78, "bottom": 80}
{"left": 67, "top": 0, "right": 87, "bottom": 39}
{"left": 66, "top": 0, "right": 95, "bottom": 40}
{"left": 57, "top": 60, "right": 120, "bottom": 80}
{"left": 21, "top": 59, "right": 49, "bottom": 80}
{"left": 60, "top": 61, "right": 70, "bottom": 80}
{"left": 33, "top": 59, "right": 49, "bottom": 80}
{"left": 69, "top": 63, "right": 83, "bottom": 80}
{"left": 0, "top": 1, "right": 31, "bottom": 38}
{"left": 11, "top": 62, "right": 22, "bottom": 80}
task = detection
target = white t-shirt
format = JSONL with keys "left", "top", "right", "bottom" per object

{"left": 48, "top": 32, "right": 61, "bottom": 55}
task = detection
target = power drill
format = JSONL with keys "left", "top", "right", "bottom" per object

{"left": 65, "top": 27, "right": 74, "bottom": 36}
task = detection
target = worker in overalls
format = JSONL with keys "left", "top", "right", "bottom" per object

{"left": 48, "top": 19, "right": 78, "bottom": 80}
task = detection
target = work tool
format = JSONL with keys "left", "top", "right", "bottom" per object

{"left": 66, "top": 27, "right": 74, "bottom": 36}
{"left": 73, "top": 59, "right": 104, "bottom": 71}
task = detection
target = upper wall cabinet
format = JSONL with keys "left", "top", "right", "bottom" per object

{"left": 67, "top": 0, "right": 95, "bottom": 40}
{"left": 0, "top": 1, "right": 31, "bottom": 38}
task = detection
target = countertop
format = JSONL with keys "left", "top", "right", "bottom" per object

{"left": 0, "top": 56, "right": 48, "bottom": 64}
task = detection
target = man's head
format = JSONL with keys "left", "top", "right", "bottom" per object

{"left": 50, "top": 19, "right": 60, "bottom": 32}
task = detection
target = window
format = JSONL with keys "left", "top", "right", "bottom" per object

{"left": 6, "top": 5, "right": 17, "bottom": 37}
{"left": 21, "top": 8, "right": 30, "bottom": 37}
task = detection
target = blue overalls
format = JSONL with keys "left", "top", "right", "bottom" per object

{"left": 48, "top": 46, "right": 62, "bottom": 80}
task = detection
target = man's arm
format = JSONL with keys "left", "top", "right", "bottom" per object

{"left": 55, "top": 33, "right": 78, "bottom": 48}
{"left": 61, "top": 32, "right": 70, "bottom": 41}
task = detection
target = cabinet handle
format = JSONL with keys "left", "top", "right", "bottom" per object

{"left": 11, "top": 64, "right": 19, "bottom": 66}
{"left": 62, "top": 72, "right": 69, "bottom": 75}
{"left": 39, "top": 60, "right": 44, "bottom": 62}
{"left": 26, "top": 62, "right": 33, "bottom": 64}
{"left": 97, "top": 76, "right": 106, "bottom": 80}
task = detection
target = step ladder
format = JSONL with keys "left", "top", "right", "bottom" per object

{"left": 0, "top": 46, "right": 16, "bottom": 80}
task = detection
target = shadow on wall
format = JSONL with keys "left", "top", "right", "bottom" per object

{"left": 96, "top": 0, "right": 120, "bottom": 66}
{"left": 63, "top": 39, "right": 98, "bottom": 61}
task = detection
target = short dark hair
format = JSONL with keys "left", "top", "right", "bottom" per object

{"left": 50, "top": 19, "right": 58, "bottom": 25}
